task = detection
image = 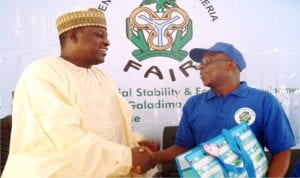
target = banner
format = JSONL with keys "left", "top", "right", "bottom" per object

{"left": 1, "top": 0, "right": 299, "bottom": 146}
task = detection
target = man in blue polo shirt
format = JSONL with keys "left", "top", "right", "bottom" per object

{"left": 152, "top": 42, "right": 296, "bottom": 177}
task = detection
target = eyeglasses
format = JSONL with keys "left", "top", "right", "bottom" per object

{"left": 200, "top": 58, "right": 232, "bottom": 66}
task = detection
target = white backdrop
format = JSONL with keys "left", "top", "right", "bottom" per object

{"left": 0, "top": 0, "right": 299, "bottom": 146}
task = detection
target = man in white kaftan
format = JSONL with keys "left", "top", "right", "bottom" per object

{"left": 2, "top": 8, "right": 156, "bottom": 178}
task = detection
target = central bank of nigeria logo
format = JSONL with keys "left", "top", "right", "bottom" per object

{"left": 126, "top": 0, "right": 193, "bottom": 62}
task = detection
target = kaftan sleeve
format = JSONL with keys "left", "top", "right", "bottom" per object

{"left": 4, "top": 59, "right": 133, "bottom": 178}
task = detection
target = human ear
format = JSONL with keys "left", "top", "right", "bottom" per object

{"left": 68, "top": 30, "right": 78, "bottom": 43}
{"left": 227, "top": 61, "right": 238, "bottom": 71}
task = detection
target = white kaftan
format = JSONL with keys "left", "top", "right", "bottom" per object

{"left": 2, "top": 57, "right": 141, "bottom": 178}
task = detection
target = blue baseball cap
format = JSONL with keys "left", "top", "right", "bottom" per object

{"left": 189, "top": 42, "right": 246, "bottom": 71}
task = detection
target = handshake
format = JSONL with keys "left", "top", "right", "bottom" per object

{"left": 131, "top": 140, "right": 160, "bottom": 174}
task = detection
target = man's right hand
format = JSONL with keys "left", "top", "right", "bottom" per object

{"left": 131, "top": 146, "right": 155, "bottom": 174}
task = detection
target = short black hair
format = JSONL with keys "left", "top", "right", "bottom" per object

{"left": 58, "top": 27, "right": 85, "bottom": 48}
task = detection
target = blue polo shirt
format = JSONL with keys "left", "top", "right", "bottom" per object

{"left": 175, "top": 82, "right": 296, "bottom": 155}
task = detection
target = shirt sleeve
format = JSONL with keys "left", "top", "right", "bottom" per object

{"left": 175, "top": 97, "right": 196, "bottom": 149}
{"left": 262, "top": 92, "right": 296, "bottom": 155}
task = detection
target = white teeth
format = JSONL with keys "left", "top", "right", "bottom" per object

{"left": 99, "top": 49, "right": 107, "bottom": 55}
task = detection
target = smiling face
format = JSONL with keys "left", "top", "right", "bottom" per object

{"left": 74, "top": 26, "right": 110, "bottom": 67}
{"left": 60, "top": 26, "right": 110, "bottom": 68}
{"left": 197, "top": 52, "right": 234, "bottom": 88}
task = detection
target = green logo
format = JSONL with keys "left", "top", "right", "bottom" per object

{"left": 239, "top": 111, "right": 252, "bottom": 124}
{"left": 126, "top": 0, "right": 193, "bottom": 62}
